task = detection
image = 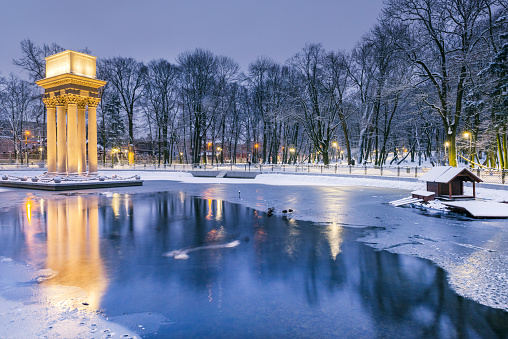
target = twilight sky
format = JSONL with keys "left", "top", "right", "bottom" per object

{"left": 0, "top": 0, "right": 384, "bottom": 78}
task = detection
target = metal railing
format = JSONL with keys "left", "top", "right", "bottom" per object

{"left": 3, "top": 161, "right": 508, "bottom": 185}
{"left": 95, "top": 162, "right": 430, "bottom": 179}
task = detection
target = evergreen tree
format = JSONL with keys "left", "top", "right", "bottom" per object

{"left": 98, "top": 93, "right": 125, "bottom": 163}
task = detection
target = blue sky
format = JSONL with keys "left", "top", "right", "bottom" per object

{"left": 1, "top": 0, "right": 384, "bottom": 77}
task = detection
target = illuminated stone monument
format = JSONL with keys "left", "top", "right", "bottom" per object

{"left": 36, "top": 50, "right": 107, "bottom": 177}
{"left": 0, "top": 50, "right": 142, "bottom": 190}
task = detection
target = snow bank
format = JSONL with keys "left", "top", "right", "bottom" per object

{"left": 0, "top": 257, "right": 138, "bottom": 338}
{"left": 4, "top": 168, "right": 508, "bottom": 201}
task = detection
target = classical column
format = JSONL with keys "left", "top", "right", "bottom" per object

{"left": 87, "top": 99, "right": 100, "bottom": 176}
{"left": 66, "top": 95, "right": 79, "bottom": 176}
{"left": 43, "top": 98, "right": 57, "bottom": 175}
{"left": 77, "top": 101, "right": 87, "bottom": 175}
{"left": 56, "top": 98, "right": 67, "bottom": 175}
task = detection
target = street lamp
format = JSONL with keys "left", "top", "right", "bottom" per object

{"left": 464, "top": 132, "right": 472, "bottom": 167}
{"left": 444, "top": 142, "right": 450, "bottom": 165}
{"left": 332, "top": 141, "right": 338, "bottom": 163}
{"left": 217, "top": 147, "right": 222, "bottom": 164}
{"left": 289, "top": 147, "right": 295, "bottom": 164}
{"left": 111, "top": 148, "right": 120, "bottom": 165}
{"left": 24, "top": 130, "right": 30, "bottom": 166}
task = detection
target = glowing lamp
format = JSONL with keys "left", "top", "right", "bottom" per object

{"left": 45, "top": 50, "right": 97, "bottom": 78}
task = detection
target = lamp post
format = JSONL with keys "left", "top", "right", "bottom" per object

{"left": 289, "top": 147, "right": 295, "bottom": 164}
{"left": 217, "top": 147, "right": 222, "bottom": 164}
{"left": 332, "top": 141, "right": 337, "bottom": 163}
{"left": 464, "top": 132, "right": 472, "bottom": 167}
{"left": 444, "top": 142, "right": 450, "bottom": 165}
{"left": 111, "top": 148, "right": 119, "bottom": 166}
{"left": 254, "top": 143, "right": 259, "bottom": 163}
{"left": 25, "top": 130, "right": 30, "bottom": 166}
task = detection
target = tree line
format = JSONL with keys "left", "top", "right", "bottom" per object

{"left": 1, "top": 0, "right": 507, "bottom": 168}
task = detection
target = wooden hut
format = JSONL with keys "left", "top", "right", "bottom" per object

{"left": 419, "top": 166, "right": 482, "bottom": 199}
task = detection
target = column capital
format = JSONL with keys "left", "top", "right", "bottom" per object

{"left": 65, "top": 94, "right": 80, "bottom": 105}
{"left": 77, "top": 98, "right": 87, "bottom": 109}
{"left": 42, "top": 97, "right": 57, "bottom": 108}
{"left": 87, "top": 98, "right": 101, "bottom": 108}
{"left": 55, "top": 96, "right": 67, "bottom": 106}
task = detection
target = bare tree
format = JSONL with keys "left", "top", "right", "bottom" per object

{"left": 144, "top": 59, "right": 179, "bottom": 164}
{"left": 13, "top": 39, "right": 65, "bottom": 81}
{"left": 289, "top": 44, "right": 343, "bottom": 165}
{"left": 385, "top": 0, "right": 495, "bottom": 166}
{"left": 178, "top": 49, "right": 218, "bottom": 165}
{"left": 100, "top": 57, "right": 147, "bottom": 164}
{"left": 0, "top": 74, "right": 39, "bottom": 163}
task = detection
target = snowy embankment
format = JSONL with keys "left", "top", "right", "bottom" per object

{"left": 4, "top": 168, "right": 508, "bottom": 201}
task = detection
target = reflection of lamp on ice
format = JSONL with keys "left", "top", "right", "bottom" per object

{"left": 326, "top": 222, "right": 343, "bottom": 260}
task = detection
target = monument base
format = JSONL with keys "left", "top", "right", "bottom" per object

{"left": 0, "top": 173, "right": 143, "bottom": 191}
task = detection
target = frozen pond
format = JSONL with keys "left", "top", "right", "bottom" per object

{"left": 0, "top": 184, "right": 507, "bottom": 338}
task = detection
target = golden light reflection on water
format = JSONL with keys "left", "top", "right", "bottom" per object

{"left": 23, "top": 197, "right": 44, "bottom": 260}
{"left": 206, "top": 199, "right": 213, "bottom": 220}
{"left": 43, "top": 196, "right": 107, "bottom": 310}
{"left": 39, "top": 198, "right": 44, "bottom": 216}
{"left": 326, "top": 222, "right": 343, "bottom": 260}
{"left": 449, "top": 236, "right": 500, "bottom": 293}
{"left": 25, "top": 198, "right": 32, "bottom": 223}
{"left": 112, "top": 193, "right": 121, "bottom": 218}
{"left": 216, "top": 199, "right": 223, "bottom": 221}
{"left": 284, "top": 219, "right": 300, "bottom": 258}
{"left": 124, "top": 194, "right": 131, "bottom": 216}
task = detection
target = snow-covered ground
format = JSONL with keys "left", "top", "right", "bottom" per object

{"left": 4, "top": 169, "right": 508, "bottom": 201}
{"left": 0, "top": 257, "right": 137, "bottom": 338}
{"left": 1, "top": 169, "right": 508, "bottom": 336}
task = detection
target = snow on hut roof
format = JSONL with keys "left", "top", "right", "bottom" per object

{"left": 419, "top": 166, "right": 482, "bottom": 183}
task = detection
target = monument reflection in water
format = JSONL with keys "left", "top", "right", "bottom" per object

{"left": 43, "top": 196, "right": 107, "bottom": 309}
{"left": 3, "top": 192, "right": 508, "bottom": 338}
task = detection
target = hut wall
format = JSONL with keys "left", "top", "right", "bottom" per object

{"left": 427, "top": 182, "right": 439, "bottom": 195}
{"left": 439, "top": 183, "right": 449, "bottom": 196}
{"left": 438, "top": 180, "right": 462, "bottom": 196}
